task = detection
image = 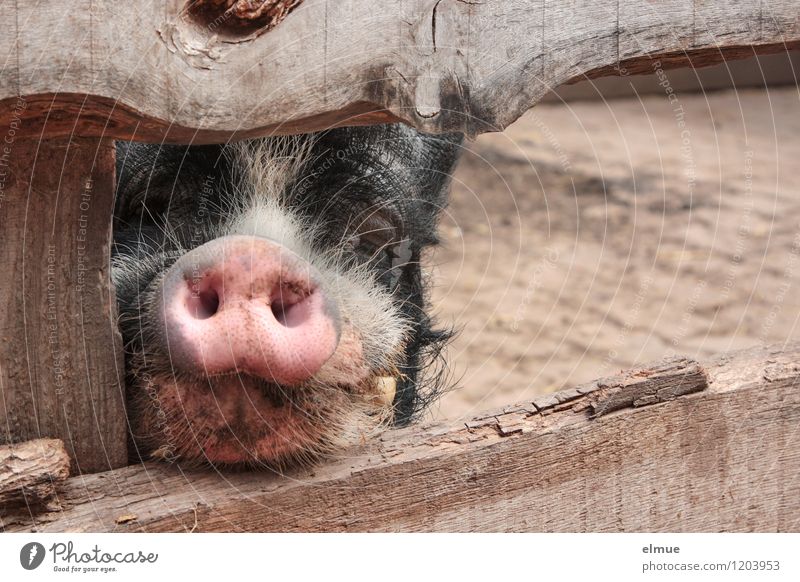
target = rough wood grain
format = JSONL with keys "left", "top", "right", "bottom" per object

{"left": 0, "top": 1, "right": 797, "bottom": 142}
{"left": 0, "top": 439, "right": 70, "bottom": 510}
{"left": 3, "top": 343, "right": 798, "bottom": 532}
{"left": 586, "top": 357, "right": 709, "bottom": 417}
{"left": 0, "top": 136, "right": 127, "bottom": 474}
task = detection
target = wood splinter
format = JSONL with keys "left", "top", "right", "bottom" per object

{"left": 0, "top": 438, "right": 70, "bottom": 511}
{"left": 587, "top": 357, "right": 709, "bottom": 418}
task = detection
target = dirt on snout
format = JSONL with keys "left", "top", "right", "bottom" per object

{"left": 430, "top": 86, "right": 800, "bottom": 420}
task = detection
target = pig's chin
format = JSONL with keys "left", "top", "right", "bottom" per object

{"left": 126, "top": 307, "right": 404, "bottom": 466}
{"left": 131, "top": 367, "right": 396, "bottom": 467}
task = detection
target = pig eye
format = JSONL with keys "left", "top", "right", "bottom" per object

{"left": 350, "top": 211, "right": 399, "bottom": 260}
{"left": 126, "top": 190, "right": 170, "bottom": 220}
{"left": 348, "top": 209, "right": 411, "bottom": 290}
{"left": 142, "top": 197, "right": 169, "bottom": 217}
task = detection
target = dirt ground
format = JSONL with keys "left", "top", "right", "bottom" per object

{"left": 430, "top": 85, "right": 800, "bottom": 420}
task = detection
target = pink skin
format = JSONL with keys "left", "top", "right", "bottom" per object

{"left": 158, "top": 236, "right": 341, "bottom": 386}
{"left": 139, "top": 236, "right": 390, "bottom": 464}
{"left": 141, "top": 321, "right": 375, "bottom": 465}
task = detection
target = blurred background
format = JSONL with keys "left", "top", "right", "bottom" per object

{"left": 430, "top": 50, "right": 800, "bottom": 419}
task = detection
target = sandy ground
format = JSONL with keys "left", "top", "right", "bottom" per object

{"left": 429, "top": 86, "right": 800, "bottom": 420}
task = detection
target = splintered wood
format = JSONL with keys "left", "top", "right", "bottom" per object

{"left": 587, "top": 358, "right": 709, "bottom": 417}
{"left": 0, "top": 439, "right": 70, "bottom": 512}
{"left": 3, "top": 344, "right": 798, "bottom": 533}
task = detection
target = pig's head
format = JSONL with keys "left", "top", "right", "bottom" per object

{"left": 112, "top": 125, "right": 462, "bottom": 467}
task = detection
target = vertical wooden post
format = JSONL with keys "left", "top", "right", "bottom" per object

{"left": 0, "top": 126, "right": 127, "bottom": 473}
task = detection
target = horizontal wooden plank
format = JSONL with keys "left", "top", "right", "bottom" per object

{"left": 0, "top": 1, "right": 798, "bottom": 142}
{"left": 3, "top": 343, "right": 798, "bottom": 532}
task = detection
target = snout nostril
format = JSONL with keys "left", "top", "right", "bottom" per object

{"left": 196, "top": 288, "right": 220, "bottom": 319}
{"left": 162, "top": 236, "right": 341, "bottom": 385}
{"left": 271, "top": 289, "right": 314, "bottom": 328}
{"left": 185, "top": 279, "right": 220, "bottom": 320}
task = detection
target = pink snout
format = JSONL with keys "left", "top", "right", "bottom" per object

{"left": 158, "top": 236, "right": 340, "bottom": 385}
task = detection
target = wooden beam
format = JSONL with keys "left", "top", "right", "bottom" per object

{"left": 0, "top": 1, "right": 797, "bottom": 142}
{"left": 0, "top": 136, "right": 127, "bottom": 474}
{"left": 0, "top": 439, "right": 70, "bottom": 511}
{"left": 3, "top": 344, "right": 798, "bottom": 532}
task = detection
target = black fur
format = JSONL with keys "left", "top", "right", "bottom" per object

{"left": 113, "top": 124, "right": 463, "bottom": 436}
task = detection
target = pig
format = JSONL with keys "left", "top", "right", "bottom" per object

{"left": 112, "top": 124, "right": 463, "bottom": 467}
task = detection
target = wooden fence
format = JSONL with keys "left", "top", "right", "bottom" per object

{"left": 0, "top": 0, "right": 798, "bottom": 531}
{"left": 3, "top": 344, "right": 799, "bottom": 531}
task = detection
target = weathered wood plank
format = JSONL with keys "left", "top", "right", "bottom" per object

{"left": 0, "top": 136, "right": 127, "bottom": 474}
{"left": 3, "top": 343, "right": 798, "bottom": 532}
{"left": 0, "top": 439, "right": 70, "bottom": 510}
{"left": 0, "top": 0, "right": 797, "bottom": 142}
